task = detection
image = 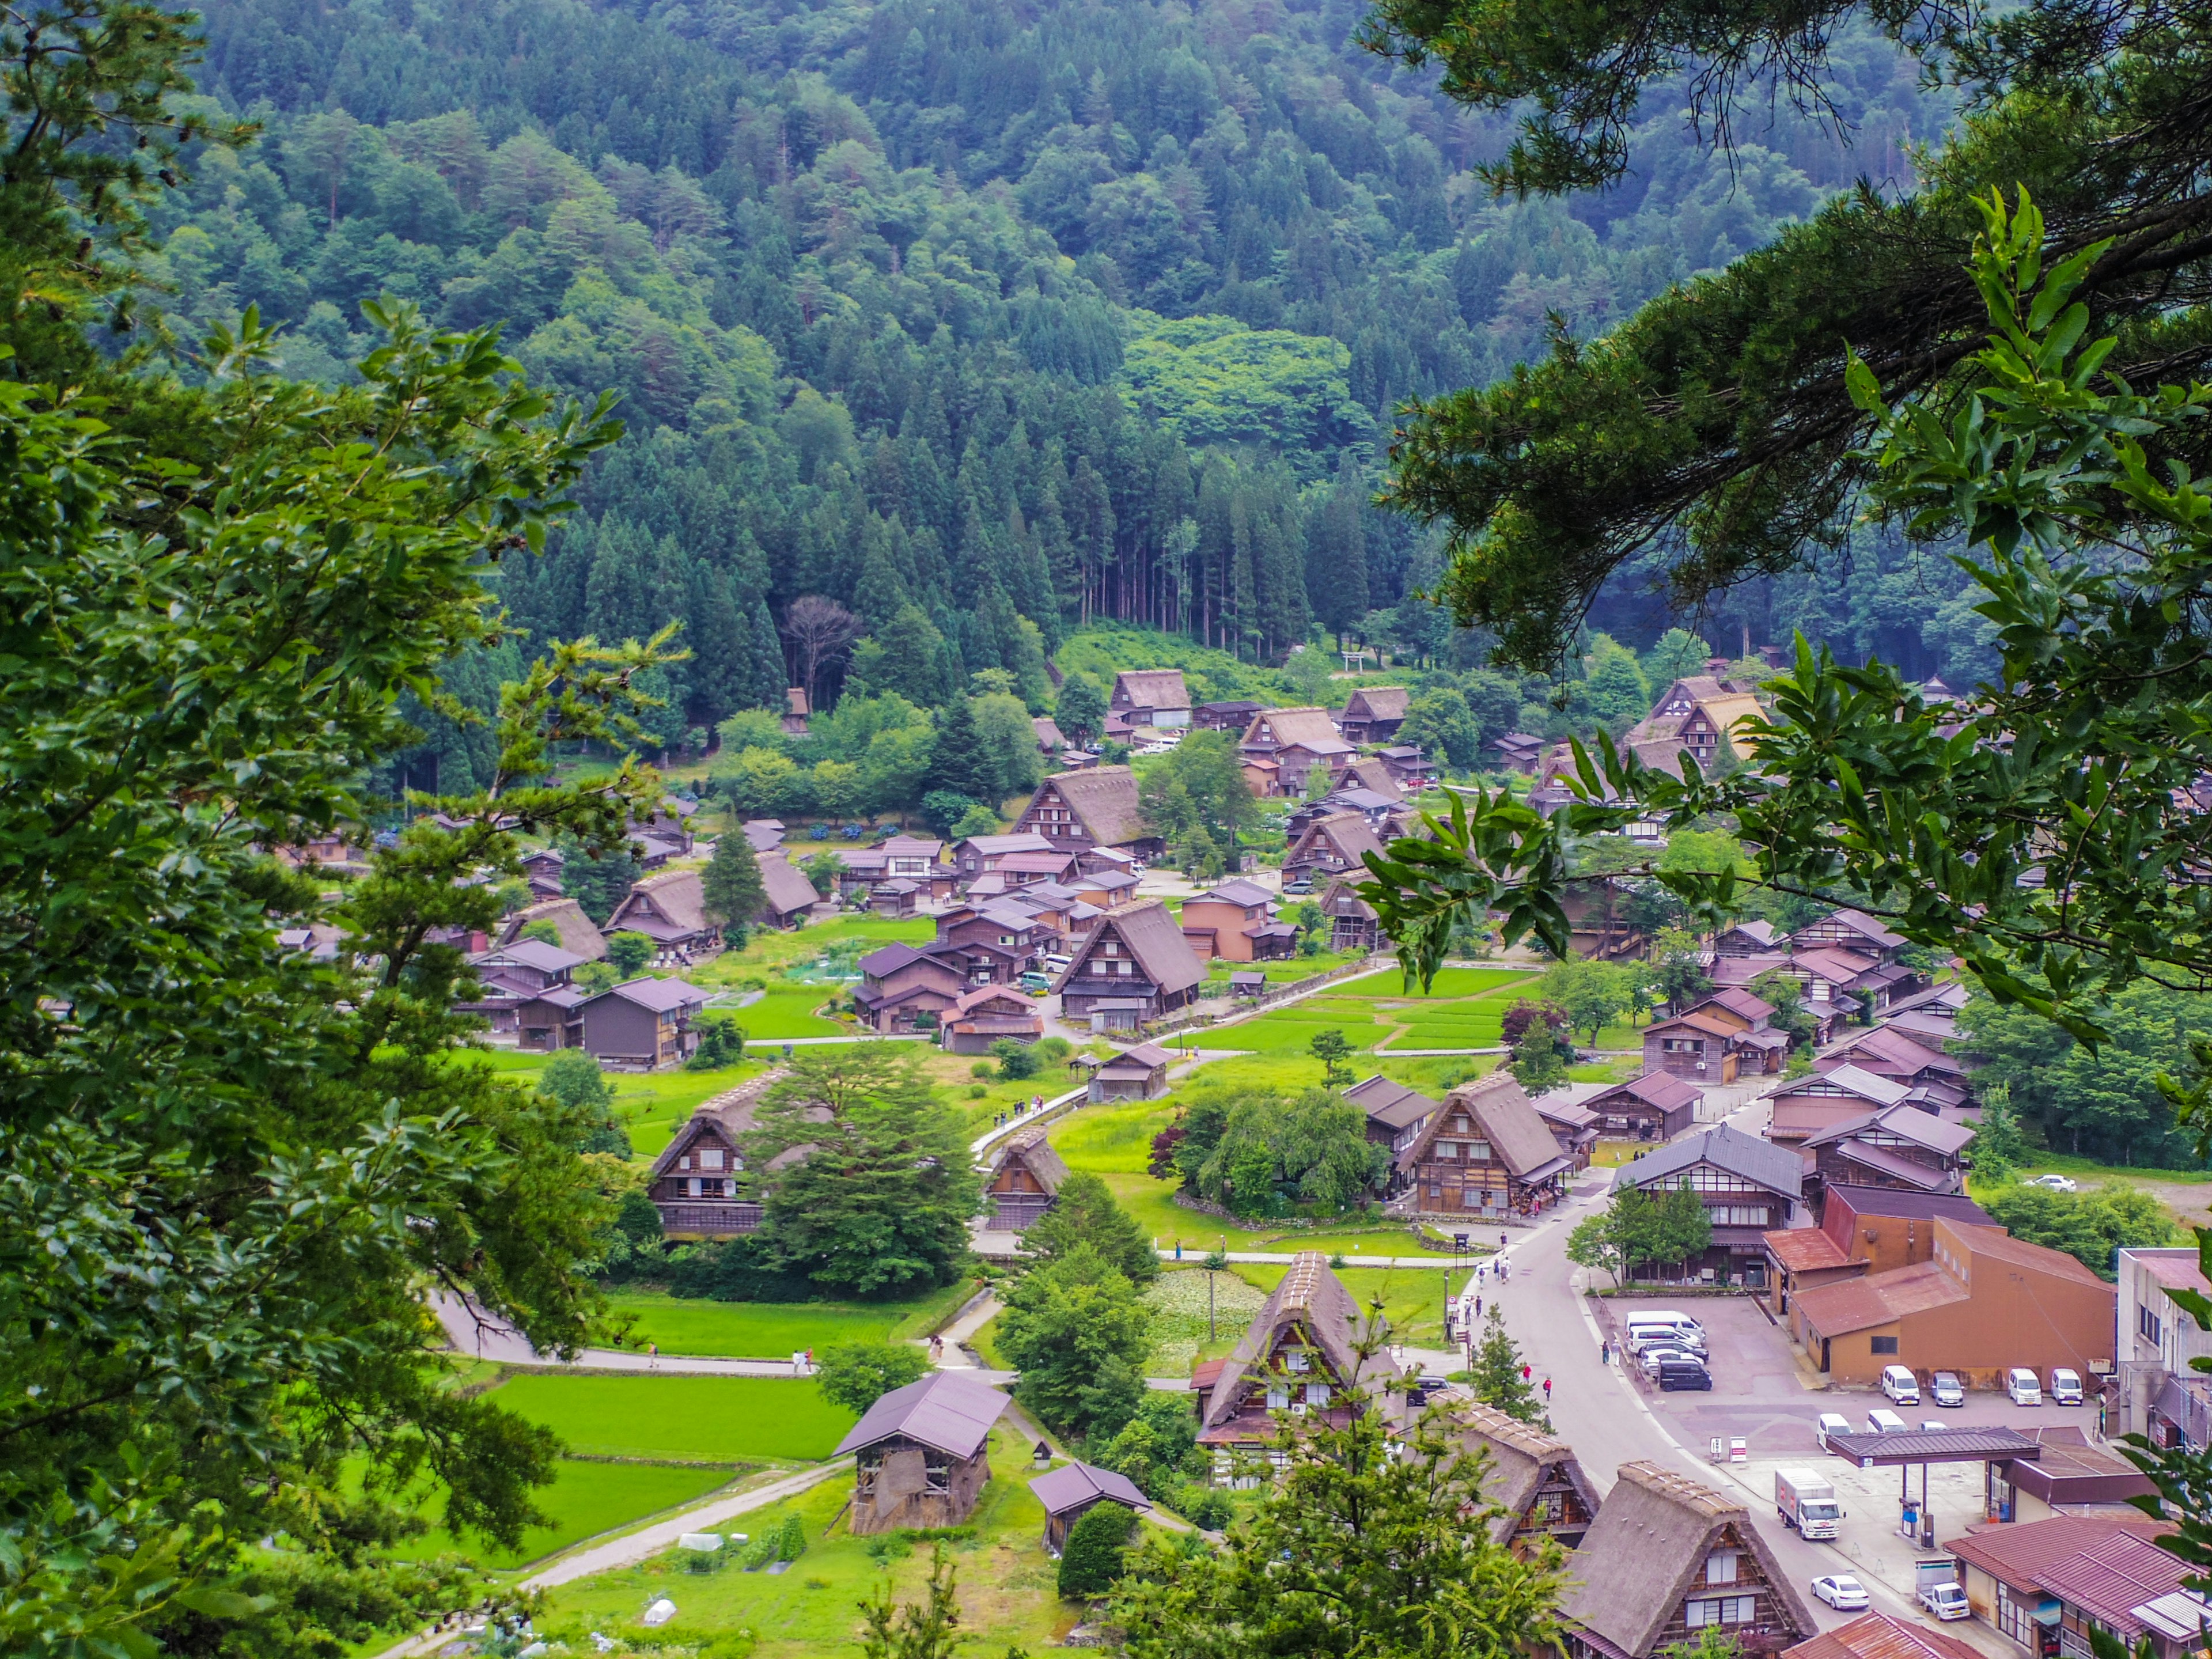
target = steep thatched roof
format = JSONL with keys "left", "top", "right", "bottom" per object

{"left": 1451, "top": 1402, "right": 1604, "bottom": 1544}
{"left": 1200, "top": 1253, "right": 1387, "bottom": 1435}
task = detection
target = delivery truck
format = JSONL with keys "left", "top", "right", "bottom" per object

{"left": 1776, "top": 1469, "right": 1843, "bottom": 1540}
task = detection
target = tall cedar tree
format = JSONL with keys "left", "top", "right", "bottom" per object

{"left": 740, "top": 1045, "right": 980, "bottom": 1296}
{"left": 923, "top": 694, "right": 993, "bottom": 804}
{"left": 702, "top": 823, "right": 767, "bottom": 930}
{"left": 1467, "top": 1306, "right": 1543, "bottom": 1423}
{"left": 1020, "top": 1171, "right": 1160, "bottom": 1283}
{"left": 1113, "top": 1344, "right": 1563, "bottom": 1659}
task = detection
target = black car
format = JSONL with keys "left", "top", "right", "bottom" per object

{"left": 1657, "top": 1359, "right": 1713, "bottom": 1392}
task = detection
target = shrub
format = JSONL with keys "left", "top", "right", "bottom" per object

{"left": 994, "top": 1038, "right": 1039, "bottom": 1081}
{"left": 1057, "top": 1500, "right": 1137, "bottom": 1598}
{"left": 1176, "top": 1484, "right": 1234, "bottom": 1530}
{"left": 815, "top": 1340, "right": 931, "bottom": 1415}
{"left": 607, "top": 931, "right": 656, "bottom": 978}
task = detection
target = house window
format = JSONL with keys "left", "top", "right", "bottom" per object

{"left": 1437, "top": 1141, "right": 1460, "bottom": 1160}
{"left": 2142, "top": 1305, "right": 2165, "bottom": 1344}
{"left": 1306, "top": 1382, "right": 1331, "bottom": 1407}
{"left": 700, "top": 1149, "right": 724, "bottom": 1171}
{"left": 1266, "top": 1384, "right": 1290, "bottom": 1408}
{"left": 687, "top": 1177, "right": 702, "bottom": 1197}
{"left": 1688, "top": 1597, "right": 1756, "bottom": 1627}
{"left": 1285, "top": 1351, "right": 1309, "bottom": 1372}
{"left": 1870, "top": 1335, "right": 1900, "bottom": 1355}
{"left": 1706, "top": 1551, "right": 1740, "bottom": 1585}
{"left": 1468, "top": 1141, "right": 1491, "bottom": 1162}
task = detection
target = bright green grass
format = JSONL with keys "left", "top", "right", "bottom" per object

{"left": 484, "top": 1374, "right": 856, "bottom": 1463}
{"left": 718, "top": 984, "right": 847, "bottom": 1039}
{"left": 603, "top": 1283, "right": 974, "bottom": 1358}
{"left": 695, "top": 914, "right": 938, "bottom": 982}
{"left": 1347, "top": 966, "right": 1533, "bottom": 1000}
{"left": 1211, "top": 1001, "right": 1395, "bottom": 1055}
{"left": 532, "top": 1429, "right": 1076, "bottom": 1658}
{"left": 1202, "top": 950, "right": 1373, "bottom": 987}
{"left": 391, "top": 1459, "right": 739, "bottom": 1571}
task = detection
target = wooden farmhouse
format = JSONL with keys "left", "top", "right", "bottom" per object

{"left": 984, "top": 1128, "right": 1068, "bottom": 1230}
{"left": 1109, "top": 669, "right": 1191, "bottom": 730}
{"left": 1282, "top": 810, "right": 1385, "bottom": 889}
{"left": 499, "top": 896, "right": 607, "bottom": 961}
{"left": 1620, "top": 677, "right": 1767, "bottom": 775}
{"left": 1451, "top": 1403, "right": 1603, "bottom": 1552}
{"left": 1559, "top": 1461, "right": 1816, "bottom": 1659}
{"left": 1238, "top": 706, "right": 1355, "bottom": 796}
{"left": 754, "top": 850, "right": 823, "bottom": 929}
{"left": 852, "top": 942, "right": 965, "bottom": 1033}
{"left": 1318, "top": 877, "right": 1381, "bottom": 952}
{"left": 836, "top": 1370, "right": 1012, "bottom": 1534}
{"left": 1581, "top": 1072, "right": 1702, "bottom": 1142}
{"left": 942, "top": 984, "right": 1044, "bottom": 1054}
{"left": 1011, "top": 766, "right": 1164, "bottom": 862}
{"left": 605, "top": 869, "right": 722, "bottom": 964}
{"left": 1194, "top": 1252, "right": 1398, "bottom": 1482}
{"left": 1399, "top": 1072, "right": 1576, "bottom": 1221}
{"left": 1801, "top": 1103, "right": 1972, "bottom": 1199}
{"left": 1344, "top": 1074, "right": 1438, "bottom": 1195}
{"left": 646, "top": 1072, "right": 796, "bottom": 1237}
{"left": 1336, "top": 685, "right": 1410, "bottom": 744}
{"left": 1077, "top": 1040, "right": 1173, "bottom": 1102}
{"left": 577, "top": 976, "right": 710, "bottom": 1069}
{"left": 1054, "top": 900, "right": 1204, "bottom": 1026}
{"left": 1029, "top": 1461, "right": 1151, "bottom": 1554}
{"left": 1179, "top": 878, "right": 1297, "bottom": 962}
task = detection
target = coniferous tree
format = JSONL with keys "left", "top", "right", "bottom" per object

{"left": 702, "top": 824, "right": 766, "bottom": 935}
{"left": 1022, "top": 1171, "right": 1160, "bottom": 1283}
{"left": 923, "top": 694, "right": 993, "bottom": 804}
{"left": 1468, "top": 1305, "right": 1542, "bottom": 1422}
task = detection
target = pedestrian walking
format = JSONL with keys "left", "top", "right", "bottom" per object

{"left": 1521, "top": 1363, "right": 1531, "bottom": 1383}
{"left": 1543, "top": 1377, "right": 1553, "bottom": 1403}
{"left": 1599, "top": 1339, "right": 1610, "bottom": 1365}
{"left": 805, "top": 1346, "right": 814, "bottom": 1374}
{"left": 791, "top": 1350, "right": 804, "bottom": 1377}
{"left": 1474, "top": 1296, "right": 1482, "bottom": 1320}
{"left": 647, "top": 1342, "right": 658, "bottom": 1370}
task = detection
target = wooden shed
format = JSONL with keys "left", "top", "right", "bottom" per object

{"left": 834, "top": 1371, "right": 1011, "bottom": 1535}
{"left": 985, "top": 1129, "right": 1069, "bottom": 1230}
{"left": 1029, "top": 1460, "right": 1152, "bottom": 1554}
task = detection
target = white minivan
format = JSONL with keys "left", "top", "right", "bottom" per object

{"left": 1815, "top": 1412, "right": 1854, "bottom": 1452}
{"left": 2007, "top": 1368, "right": 2043, "bottom": 1406}
{"left": 2050, "top": 1368, "right": 2085, "bottom": 1406}
{"left": 1880, "top": 1365, "right": 1921, "bottom": 1406}
{"left": 1624, "top": 1311, "right": 1706, "bottom": 1344}
{"left": 1866, "top": 1408, "right": 1910, "bottom": 1435}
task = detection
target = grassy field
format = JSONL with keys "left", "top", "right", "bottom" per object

{"left": 387, "top": 1458, "right": 741, "bottom": 1571}
{"left": 695, "top": 914, "right": 937, "bottom": 979}
{"left": 484, "top": 1373, "right": 857, "bottom": 1463}
{"left": 603, "top": 1283, "right": 976, "bottom": 1358}
{"left": 532, "top": 1428, "right": 1085, "bottom": 1658}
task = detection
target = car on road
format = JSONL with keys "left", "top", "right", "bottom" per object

{"left": 1880, "top": 1365, "right": 1921, "bottom": 1405}
{"left": 1816, "top": 1412, "right": 1854, "bottom": 1452}
{"left": 2050, "top": 1368, "right": 2085, "bottom": 1405}
{"left": 2028, "top": 1173, "right": 2080, "bottom": 1192}
{"left": 1812, "top": 1576, "right": 1870, "bottom": 1611}
{"left": 1018, "top": 972, "right": 1052, "bottom": 995}
{"left": 2008, "top": 1367, "right": 2044, "bottom": 1406}
{"left": 1930, "top": 1372, "right": 1965, "bottom": 1408}
{"left": 1657, "top": 1358, "right": 1712, "bottom": 1391}
{"left": 1920, "top": 1582, "right": 1971, "bottom": 1621}
{"left": 1866, "top": 1408, "right": 1910, "bottom": 1435}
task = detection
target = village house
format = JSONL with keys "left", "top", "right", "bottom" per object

{"left": 1029, "top": 1462, "right": 1151, "bottom": 1555}
{"left": 1679, "top": 986, "right": 1792, "bottom": 1055}
{"left": 577, "top": 976, "right": 711, "bottom": 1069}
{"left": 605, "top": 868, "right": 724, "bottom": 964}
{"left": 1711, "top": 919, "right": 1781, "bottom": 957}
{"left": 1788, "top": 1215, "right": 2115, "bottom": 1386}
{"left": 631, "top": 795, "right": 699, "bottom": 854}
{"left": 1450, "top": 1403, "right": 1603, "bottom": 1552}
{"left": 1558, "top": 1460, "right": 1816, "bottom": 1659}
{"left": 1054, "top": 900, "right": 1204, "bottom": 1027}
{"left": 646, "top": 1074, "right": 784, "bottom": 1236}
{"left": 1800, "top": 1103, "right": 1974, "bottom": 1199}
{"left": 1318, "top": 877, "right": 1382, "bottom": 952}
{"left": 1075, "top": 1040, "right": 1173, "bottom": 1102}
{"left": 934, "top": 900, "right": 1047, "bottom": 986}
{"left": 1336, "top": 685, "right": 1411, "bottom": 744}
{"left": 1032, "top": 715, "right": 1066, "bottom": 759}
{"left": 1642, "top": 1009, "right": 1774, "bottom": 1084}
{"left": 852, "top": 942, "right": 966, "bottom": 1033}
{"left": 837, "top": 1370, "right": 1012, "bottom": 1534}
{"left": 457, "top": 937, "right": 583, "bottom": 1022}
{"left": 1011, "top": 766, "right": 1164, "bottom": 862}
{"left": 1238, "top": 706, "right": 1357, "bottom": 796}
{"left": 755, "top": 850, "right": 825, "bottom": 929}
{"left": 1345, "top": 1075, "right": 1439, "bottom": 1192}
{"left": 2117, "top": 1247, "right": 2212, "bottom": 1448}
{"left": 870, "top": 877, "right": 922, "bottom": 918}
{"left": 1580, "top": 1072, "right": 1703, "bottom": 1141}
{"left": 1533, "top": 1094, "right": 1601, "bottom": 1169}
{"left": 984, "top": 1129, "right": 1067, "bottom": 1230}
{"left": 1070, "top": 863, "right": 1143, "bottom": 910}
{"left": 1282, "top": 810, "right": 1386, "bottom": 891}
{"left": 1945, "top": 1515, "right": 2189, "bottom": 1658}
{"left": 1194, "top": 699, "right": 1266, "bottom": 732}
{"left": 1397, "top": 1071, "right": 1576, "bottom": 1221}
{"left": 1493, "top": 732, "right": 1546, "bottom": 772}
{"left": 1783, "top": 1612, "right": 1986, "bottom": 1659}
{"left": 1815, "top": 1023, "right": 1970, "bottom": 1094}
{"left": 1179, "top": 878, "right": 1298, "bottom": 961}
{"left": 1609, "top": 1124, "right": 1803, "bottom": 1284}
{"left": 1790, "top": 907, "right": 1906, "bottom": 961}
{"left": 952, "top": 831, "right": 1055, "bottom": 881}
{"left": 1109, "top": 669, "right": 1192, "bottom": 730}
{"left": 782, "top": 687, "right": 810, "bottom": 736}
{"left": 942, "top": 984, "right": 1044, "bottom": 1054}
{"left": 1619, "top": 677, "right": 1768, "bottom": 776}
{"left": 519, "top": 846, "right": 566, "bottom": 899}
{"left": 1760, "top": 1184, "right": 1997, "bottom": 1320}
{"left": 1767, "top": 1063, "right": 1915, "bottom": 1145}
{"left": 499, "top": 896, "right": 607, "bottom": 961}
{"left": 1375, "top": 743, "right": 1440, "bottom": 789}
{"left": 1330, "top": 754, "right": 1405, "bottom": 800}
{"left": 741, "top": 819, "right": 785, "bottom": 853}
{"left": 1193, "top": 1253, "right": 1397, "bottom": 1481}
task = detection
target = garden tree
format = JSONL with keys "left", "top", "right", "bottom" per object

{"left": 540, "top": 1051, "right": 629, "bottom": 1156}
{"left": 1507, "top": 1021, "right": 1570, "bottom": 1096}
{"left": 1139, "top": 730, "right": 1259, "bottom": 850}
{"left": 556, "top": 830, "right": 640, "bottom": 924}
{"left": 781, "top": 595, "right": 859, "bottom": 710}
{"left": 1649, "top": 926, "right": 1711, "bottom": 1009}
{"left": 1542, "top": 959, "right": 1634, "bottom": 1044}
{"left": 1467, "top": 1306, "right": 1543, "bottom": 1424}
{"left": 1113, "top": 1355, "right": 1563, "bottom": 1659}
{"left": 1980, "top": 1184, "right": 2176, "bottom": 1279}
{"left": 995, "top": 1244, "right": 1152, "bottom": 1437}
{"left": 974, "top": 688, "right": 1047, "bottom": 801}
{"left": 1398, "top": 687, "right": 1483, "bottom": 771}
{"left": 1642, "top": 631, "right": 1714, "bottom": 691}
{"left": 1021, "top": 1172, "right": 1160, "bottom": 1285}
{"left": 1058, "top": 1501, "right": 1139, "bottom": 1600}
{"left": 1959, "top": 986, "right": 2212, "bottom": 1167}
{"left": 1967, "top": 1084, "right": 2028, "bottom": 1182}
{"left": 1747, "top": 969, "right": 1819, "bottom": 1048}
{"left": 1093, "top": 1393, "right": 1202, "bottom": 1498}
{"left": 802, "top": 849, "right": 844, "bottom": 895}
{"left": 813, "top": 1340, "right": 932, "bottom": 1416}
{"left": 860, "top": 1544, "right": 967, "bottom": 1659}
{"left": 1582, "top": 637, "right": 1650, "bottom": 729}
{"left": 952, "top": 802, "right": 1004, "bottom": 838}
{"left": 0, "top": 209, "right": 667, "bottom": 1654}
{"left": 993, "top": 1037, "right": 1040, "bottom": 1081}
{"left": 685, "top": 1013, "right": 745, "bottom": 1071}
{"left": 606, "top": 931, "right": 655, "bottom": 978}
{"left": 1653, "top": 1183, "right": 1715, "bottom": 1278}
{"left": 1190, "top": 1089, "right": 1389, "bottom": 1215}
{"left": 1309, "top": 1028, "right": 1357, "bottom": 1088}
{"left": 1565, "top": 1209, "right": 1626, "bottom": 1289}
{"left": 1598, "top": 1187, "right": 1660, "bottom": 1282}
{"left": 741, "top": 1045, "right": 980, "bottom": 1296}
{"left": 1056, "top": 675, "right": 1108, "bottom": 745}
{"left": 1499, "top": 999, "right": 1569, "bottom": 1050}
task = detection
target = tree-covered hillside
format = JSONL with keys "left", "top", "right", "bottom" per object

{"left": 158, "top": 0, "right": 1963, "bottom": 774}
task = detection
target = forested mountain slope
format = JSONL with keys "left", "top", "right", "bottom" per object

{"left": 162, "top": 0, "right": 1960, "bottom": 761}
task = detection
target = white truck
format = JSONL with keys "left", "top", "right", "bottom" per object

{"left": 1776, "top": 1468, "right": 1843, "bottom": 1540}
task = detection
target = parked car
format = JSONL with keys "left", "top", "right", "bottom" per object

{"left": 1880, "top": 1365, "right": 1921, "bottom": 1406}
{"left": 1018, "top": 972, "right": 1052, "bottom": 995}
{"left": 1640, "top": 1346, "right": 1702, "bottom": 1375}
{"left": 2028, "top": 1173, "right": 2080, "bottom": 1192}
{"left": 2008, "top": 1368, "right": 2044, "bottom": 1406}
{"left": 1920, "top": 1582, "right": 1971, "bottom": 1622}
{"left": 1930, "top": 1372, "right": 1965, "bottom": 1408}
{"left": 1866, "top": 1408, "right": 1910, "bottom": 1435}
{"left": 1921, "top": 1420, "right": 1948, "bottom": 1431}
{"left": 1812, "top": 1576, "right": 1871, "bottom": 1611}
{"left": 1657, "top": 1359, "right": 1713, "bottom": 1391}
{"left": 1629, "top": 1327, "right": 1707, "bottom": 1357}
{"left": 2050, "top": 1368, "right": 2085, "bottom": 1405}
{"left": 1040, "top": 954, "right": 1072, "bottom": 974}
{"left": 1815, "top": 1412, "right": 1854, "bottom": 1452}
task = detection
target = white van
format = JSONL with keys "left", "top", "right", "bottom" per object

{"left": 2007, "top": 1368, "right": 2043, "bottom": 1406}
{"left": 1816, "top": 1412, "right": 1854, "bottom": 1452}
{"left": 2050, "top": 1368, "right": 2085, "bottom": 1406}
{"left": 1866, "top": 1408, "right": 1910, "bottom": 1435}
{"left": 1624, "top": 1312, "right": 1706, "bottom": 1347}
{"left": 1880, "top": 1365, "right": 1921, "bottom": 1406}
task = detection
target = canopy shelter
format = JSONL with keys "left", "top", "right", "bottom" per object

{"left": 1825, "top": 1427, "right": 2044, "bottom": 1549}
